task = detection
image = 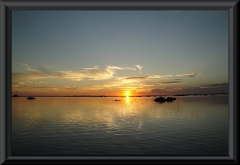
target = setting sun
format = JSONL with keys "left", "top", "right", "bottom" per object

{"left": 124, "top": 91, "right": 131, "bottom": 97}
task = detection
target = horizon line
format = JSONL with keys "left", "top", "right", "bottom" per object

{"left": 12, "top": 93, "right": 229, "bottom": 97}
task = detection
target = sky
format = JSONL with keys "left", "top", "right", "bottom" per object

{"left": 12, "top": 10, "right": 228, "bottom": 96}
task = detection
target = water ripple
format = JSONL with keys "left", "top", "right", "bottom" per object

{"left": 12, "top": 96, "right": 228, "bottom": 156}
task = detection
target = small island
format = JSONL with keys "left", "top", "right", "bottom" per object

{"left": 154, "top": 96, "right": 176, "bottom": 103}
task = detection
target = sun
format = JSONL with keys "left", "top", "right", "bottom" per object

{"left": 124, "top": 91, "right": 131, "bottom": 97}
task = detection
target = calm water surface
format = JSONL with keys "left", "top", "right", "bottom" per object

{"left": 12, "top": 95, "right": 228, "bottom": 156}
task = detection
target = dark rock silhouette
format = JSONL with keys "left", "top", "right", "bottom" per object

{"left": 165, "top": 97, "right": 176, "bottom": 102}
{"left": 154, "top": 96, "right": 165, "bottom": 103}
{"left": 154, "top": 96, "right": 176, "bottom": 103}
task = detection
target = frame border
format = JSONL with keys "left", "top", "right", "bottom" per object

{"left": 0, "top": 0, "right": 238, "bottom": 164}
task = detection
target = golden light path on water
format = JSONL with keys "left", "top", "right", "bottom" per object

{"left": 125, "top": 96, "right": 131, "bottom": 104}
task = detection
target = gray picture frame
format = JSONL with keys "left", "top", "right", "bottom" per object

{"left": 0, "top": 0, "right": 238, "bottom": 164}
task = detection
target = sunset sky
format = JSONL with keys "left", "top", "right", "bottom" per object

{"left": 12, "top": 10, "right": 228, "bottom": 96}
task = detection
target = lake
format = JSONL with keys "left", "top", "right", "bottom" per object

{"left": 12, "top": 95, "right": 228, "bottom": 156}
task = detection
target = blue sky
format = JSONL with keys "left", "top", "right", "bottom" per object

{"left": 12, "top": 10, "right": 228, "bottom": 96}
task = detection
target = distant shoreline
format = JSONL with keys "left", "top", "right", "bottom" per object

{"left": 12, "top": 93, "right": 229, "bottom": 97}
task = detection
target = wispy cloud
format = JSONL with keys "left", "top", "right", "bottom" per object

{"left": 175, "top": 73, "right": 201, "bottom": 77}
{"left": 59, "top": 65, "right": 137, "bottom": 81}
{"left": 15, "top": 62, "right": 38, "bottom": 72}
{"left": 107, "top": 65, "right": 136, "bottom": 71}
{"left": 13, "top": 62, "right": 207, "bottom": 95}
{"left": 135, "top": 65, "right": 143, "bottom": 74}
{"left": 13, "top": 63, "right": 138, "bottom": 82}
{"left": 125, "top": 76, "right": 148, "bottom": 80}
{"left": 37, "top": 64, "right": 52, "bottom": 74}
{"left": 144, "top": 79, "right": 185, "bottom": 88}
{"left": 156, "top": 80, "right": 184, "bottom": 85}
{"left": 63, "top": 86, "right": 80, "bottom": 90}
{"left": 125, "top": 75, "right": 173, "bottom": 80}
{"left": 149, "top": 75, "right": 173, "bottom": 79}
{"left": 12, "top": 81, "right": 55, "bottom": 89}
{"left": 84, "top": 77, "right": 185, "bottom": 92}
{"left": 59, "top": 68, "right": 113, "bottom": 81}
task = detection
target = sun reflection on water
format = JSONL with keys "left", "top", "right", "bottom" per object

{"left": 125, "top": 96, "right": 132, "bottom": 103}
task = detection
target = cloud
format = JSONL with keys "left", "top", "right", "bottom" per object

{"left": 151, "top": 82, "right": 228, "bottom": 95}
{"left": 135, "top": 65, "right": 143, "bottom": 74}
{"left": 106, "top": 65, "right": 136, "bottom": 71}
{"left": 125, "top": 76, "right": 148, "bottom": 80}
{"left": 151, "top": 87, "right": 183, "bottom": 93}
{"left": 12, "top": 64, "right": 138, "bottom": 82}
{"left": 37, "top": 64, "right": 52, "bottom": 74}
{"left": 175, "top": 73, "right": 201, "bottom": 77}
{"left": 148, "top": 75, "right": 173, "bottom": 79}
{"left": 115, "top": 77, "right": 143, "bottom": 85}
{"left": 144, "top": 79, "right": 184, "bottom": 87}
{"left": 87, "top": 77, "right": 184, "bottom": 92}
{"left": 86, "top": 76, "right": 149, "bottom": 91}
{"left": 158, "top": 80, "right": 184, "bottom": 84}
{"left": 125, "top": 75, "right": 173, "bottom": 80}
{"left": 63, "top": 86, "right": 80, "bottom": 90}
{"left": 91, "top": 75, "right": 182, "bottom": 91}
{"left": 199, "top": 83, "right": 228, "bottom": 88}
{"left": 15, "top": 62, "right": 53, "bottom": 74}
{"left": 59, "top": 67, "right": 114, "bottom": 81}
{"left": 15, "top": 62, "right": 38, "bottom": 72}
{"left": 12, "top": 81, "right": 55, "bottom": 89}
{"left": 12, "top": 72, "right": 53, "bottom": 81}
{"left": 178, "top": 83, "right": 228, "bottom": 94}
{"left": 13, "top": 62, "right": 209, "bottom": 95}
{"left": 59, "top": 65, "right": 137, "bottom": 81}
